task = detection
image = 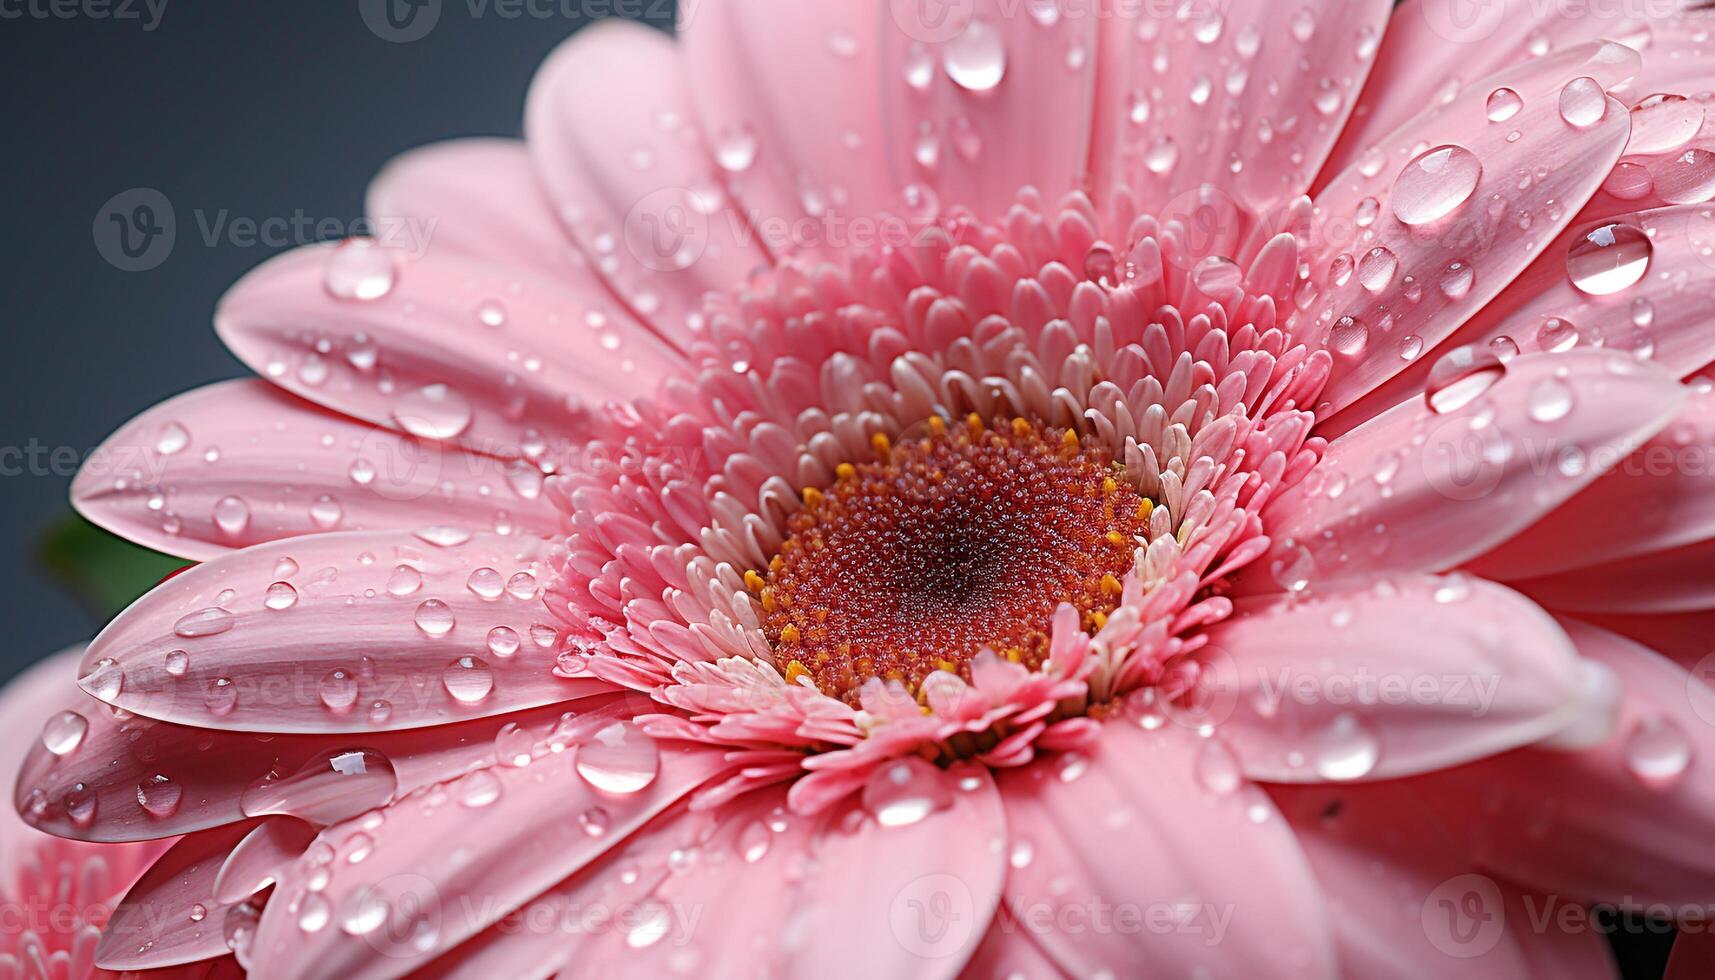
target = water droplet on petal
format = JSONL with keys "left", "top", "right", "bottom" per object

{"left": 213, "top": 495, "right": 250, "bottom": 539}
{"left": 1558, "top": 76, "right": 1608, "bottom": 128}
{"left": 136, "top": 773, "right": 183, "bottom": 818}
{"left": 165, "top": 649, "right": 190, "bottom": 675}
{"left": 1357, "top": 247, "right": 1397, "bottom": 293}
{"left": 41, "top": 711, "right": 88, "bottom": 756}
{"left": 738, "top": 820, "right": 771, "bottom": 862}
{"left": 456, "top": 769, "right": 502, "bottom": 808}
{"left": 414, "top": 599, "right": 455, "bottom": 637}
{"left": 575, "top": 722, "right": 660, "bottom": 795}
{"left": 1392, "top": 145, "right": 1482, "bottom": 226}
{"left": 1439, "top": 260, "right": 1475, "bottom": 299}
{"left": 264, "top": 581, "right": 299, "bottom": 610}
{"left": 1425, "top": 346, "right": 1506, "bottom": 414}
{"left": 1527, "top": 378, "right": 1575, "bottom": 422}
{"left": 155, "top": 421, "right": 190, "bottom": 455}
{"left": 442, "top": 656, "right": 492, "bottom": 703}
{"left": 943, "top": 19, "right": 1006, "bottom": 92}
{"left": 1485, "top": 87, "right": 1523, "bottom": 123}
{"left": 323, "top": 239, "right": 396, "bottom": 302}
{"left": 1656, "top": 148, "right": 1715, "bottom": 206}
{"left": 465, "top": 567, "right": 504, "bottom": 600}
{"left": 319, "top": 669, "right": 358, "bottom": 712}
{"left": 862, "top": 757, "right": 951, "bottom": 828}
{"left": 1328, "top": 315, "right": 1370, "bottom": 357}
{"left": 175, "top": 607, "right": 235, "bottom": 638}
{"left": 714, "top": 125, "right": 758, "bottom": 173}
{"left": 1625, "top": 717, "right": 1692, "bottom": 787}
{"left": 1536, "top": 316, "right": 1580, "bottom": 352}
{"left": 1629, "top": 93, "right": 1705, "bottom": 155}
{"left": 1195, "top": 738, "right": 1242, "bottom": 795}
{"left": 205, "top": 677, "right": 238, "bottom": 716}
{"left": 1567, "top": 222, "right": 1652, "bottom": 296}
{"left": 1312, "top": 713, "right": 1380, "bottom": 781}
{"left": 393, "top": 384, "right": 472, "bottom": 441}
{"left": 241, "top": 748, "right": 399, "bottom": 825}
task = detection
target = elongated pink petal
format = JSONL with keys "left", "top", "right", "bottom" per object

{"left": 71, "top": 380, "right": 562, "bottom": 561}
{"left": 243, "top": 737, "right": 732, "bottom": 979}
{"left": 214, "top": 242, "right": 685, "bottom": 470}
{"left": 1302, "top": 42, "right": 1636, "bottom": 415}
{"left": 1241, "top": 351, "right": 1683, "bottom": 591}
{"left": 1334, "top": 203, "right": 1715, "bottom": 428}
{"left": 1415, "top": 620, "right": 1715, "bottom": 907}
{"left": 16, "top": 690, "right": 617, "bottom": 842}
{"left": 96, "top": 821, "right": 260, "bottom": 970}
{"left": 675, "top": 0, "right": 898, "bottom": 262}
{"left": 875, "top": 0, "right": 1099, "bottom": 221}
{"left": 1471, "top": 387, "right": 1715, "bottom": 579}
{"left": 1090, "top": 0, "right": 1392, "bottom": 218}
{"left": 1201, "top": 574, "right": 1584, "bottom": 783}
{"left": 364, "top": 138, "right": 578, "bottom": 283}
{"left": 75, "top": 531, "right": 609, "bottom": 733}
{"left": 995, "top": 722, "right": 1336, "bottom": 978}
{"left": 1322, "top": 0, "right": 1638, "bottom": 181}
{"left": 1510, "top": 535, "right": 1715, "bottom": 614}
{"left": 1272, "top": 783, "right": 1538, "bottom": 977}
{"left": 525, "top": 21, "right": 773, "bottom": 351}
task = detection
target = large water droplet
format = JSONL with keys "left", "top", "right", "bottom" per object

{"left": 1567, "top": 222, "right": 1652, "bottom": 296}
{"left": 1558, "top": 76, "right": 1608, "bottom": 128}
{"left": 393, "top": 384, "right": 472, "bottom": 441}
{"left": 1357, "top": 247, "right": 1398, "bottom": 293}
{"left": 1629, "top": 94, "right": 1705, "bottom": 155}
{"left": 714, "top": 124, "right": 758, "bottom": 173}
{"left": 1527, "top": 377, "right": 1575, "bottom": 422}
{"left": 465, "top": 567, "right": 504, "bottom": 600}
{"left": 1425, "top": 346, "right": 1506, "bottom": 414}
{"left": 323, "top": 239, "right": 397, "bottom": 302}
{"left": 175, "top": 607, "right": 235, "bottom": 638}
{"left": 41, "top": 710, "right": 88, "bottom": 756}
{"left": 575, "top": 722, "right": 660, "bottom": 795}
{"left": 414, "top": 599, "right": 456, "bottom": 637}
{"left": 213, "top": 495, "right": 250, "bottom": 538}
{"left": 442, "top": 656, "right": 492, "bottom": 703}
{"left": 264, "top": 581, "right": 299, "bottom": 611}
{"left": 1485, "top": 87, "right": 1523, "bottom": 123}
{"left": 136, "top": 773, "right": 183, "bottom": 818}
{"left": 1311, "top": 713, "right": 1380, "bottom": 781}
{"left": 1328, "top": 315, "right": 1370, "bottom": 357}
{"left": 319, "top": 669, "right": 358, "bottom": 712}
{"left": 861, "top": 757, "right": 952, "bottom": 828}
{"left": 456, "top": 769, "right": 502, "bottom": 808}
{"left": 1656, "top": 148, "right": 1715, "bottom": 206}
{"left": 240, "top": 748, "right": 399, "bottom": 825}
{"left": 943, "top": 19, "right": 1006, "bottom": 92}
{"left": 1625, "top": 716, "right": 1692, "bottom": 787}
{"left": 1392, "top": 145, "right": 1482, "bottom": 226}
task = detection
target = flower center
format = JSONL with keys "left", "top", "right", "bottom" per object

{"left": 752, "top": 416, "right": 1151, "bottom": 705}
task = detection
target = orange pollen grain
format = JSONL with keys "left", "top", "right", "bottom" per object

{"left": 756, "top": 417, "right": 1151, "bottom": 705}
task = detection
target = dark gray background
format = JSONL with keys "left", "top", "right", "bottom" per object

{"left": 0, "top": 1, "right": 671, "bottom": 683}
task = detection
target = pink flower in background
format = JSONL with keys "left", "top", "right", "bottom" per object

{"left": 14, "top": 0, "right": 1715, "bottom": 976}
{"left": 0, "top": 649, "right": 172, "bottom": 980}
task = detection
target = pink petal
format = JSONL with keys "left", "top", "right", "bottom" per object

{"left": 1334, "top": 203, "right": 1715, "bottom": 428}
{"left": 71, "top": 380, "right": 562, "bottom": 561}
{"left": 214, "top": 241, "right": 685, "bottom": 470}
{"left": 75, "top": 530, "right": 610, "bottom": 733}
{"left": 874, "top": 0, "right": 1099, "bottom": 221}
{"left": 1090, "top": 0, "right": 1392, "bottom": 218}
{"left": 1200, "top": 574, "right": 1585, "bottom": 783}
{"left": 1243, "top": 350, "right": 1683, "bottom": 591}
{"left": 525, "top": 20, "right": 772, "bottom": 349}
{"left": 1667, "top": 930, "right": 1715, "bottom": 980}
{"left": 1471, "top": 386, "right": 1715, "bottom": 579}
{"left": 1322, "top": 1, "right": 1635, "bottom": 181}
{"left": 675, "top": 0, "right": 901, "bottom": 261}
{"left": 95, "top": 821, "right": 259, "bottom": 970}
{"left": 365, "top": 138, "right": 579, "bottom": 283}
{"left": 994, "top": 722, "right": 1336, "bottom": 978}
{"left": 243, "top": 737, "right": 732, "bottom": 978}
{"left": 961, "top": 915, "right": 1069, "bottom": 980}
{"left": 1271, "top": 783, "right": 1538, "bottom": 977}
{"left": 1509, "top": 535, "right": 1715, "bottom": 614}
{"left": 1302, "top": 42, "right": 1636, "bottom": 415}
{"left": 16, "top": 689, "right": 615, "bottom": 842}
{"left": 1414, "top": 620, "right": 1715, "bottom": 906}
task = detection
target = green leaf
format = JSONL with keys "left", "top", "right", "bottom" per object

{"left": 36, "top": 514, "right": 190, "bottom": 618}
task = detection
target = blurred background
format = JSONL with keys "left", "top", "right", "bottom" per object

{"left": 0, "top": 5, "right": 1684, "bottom": 976}
{"left": 0, "top": 1, "right": 671, "bottom": 683}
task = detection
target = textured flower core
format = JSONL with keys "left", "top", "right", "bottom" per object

{"left": 754, "top": 414, "right": 1151, "bottom": 704}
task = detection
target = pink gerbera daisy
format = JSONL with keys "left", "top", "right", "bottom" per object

{"left": 15, "top": 1, "right": 1715, "bottom": 976}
